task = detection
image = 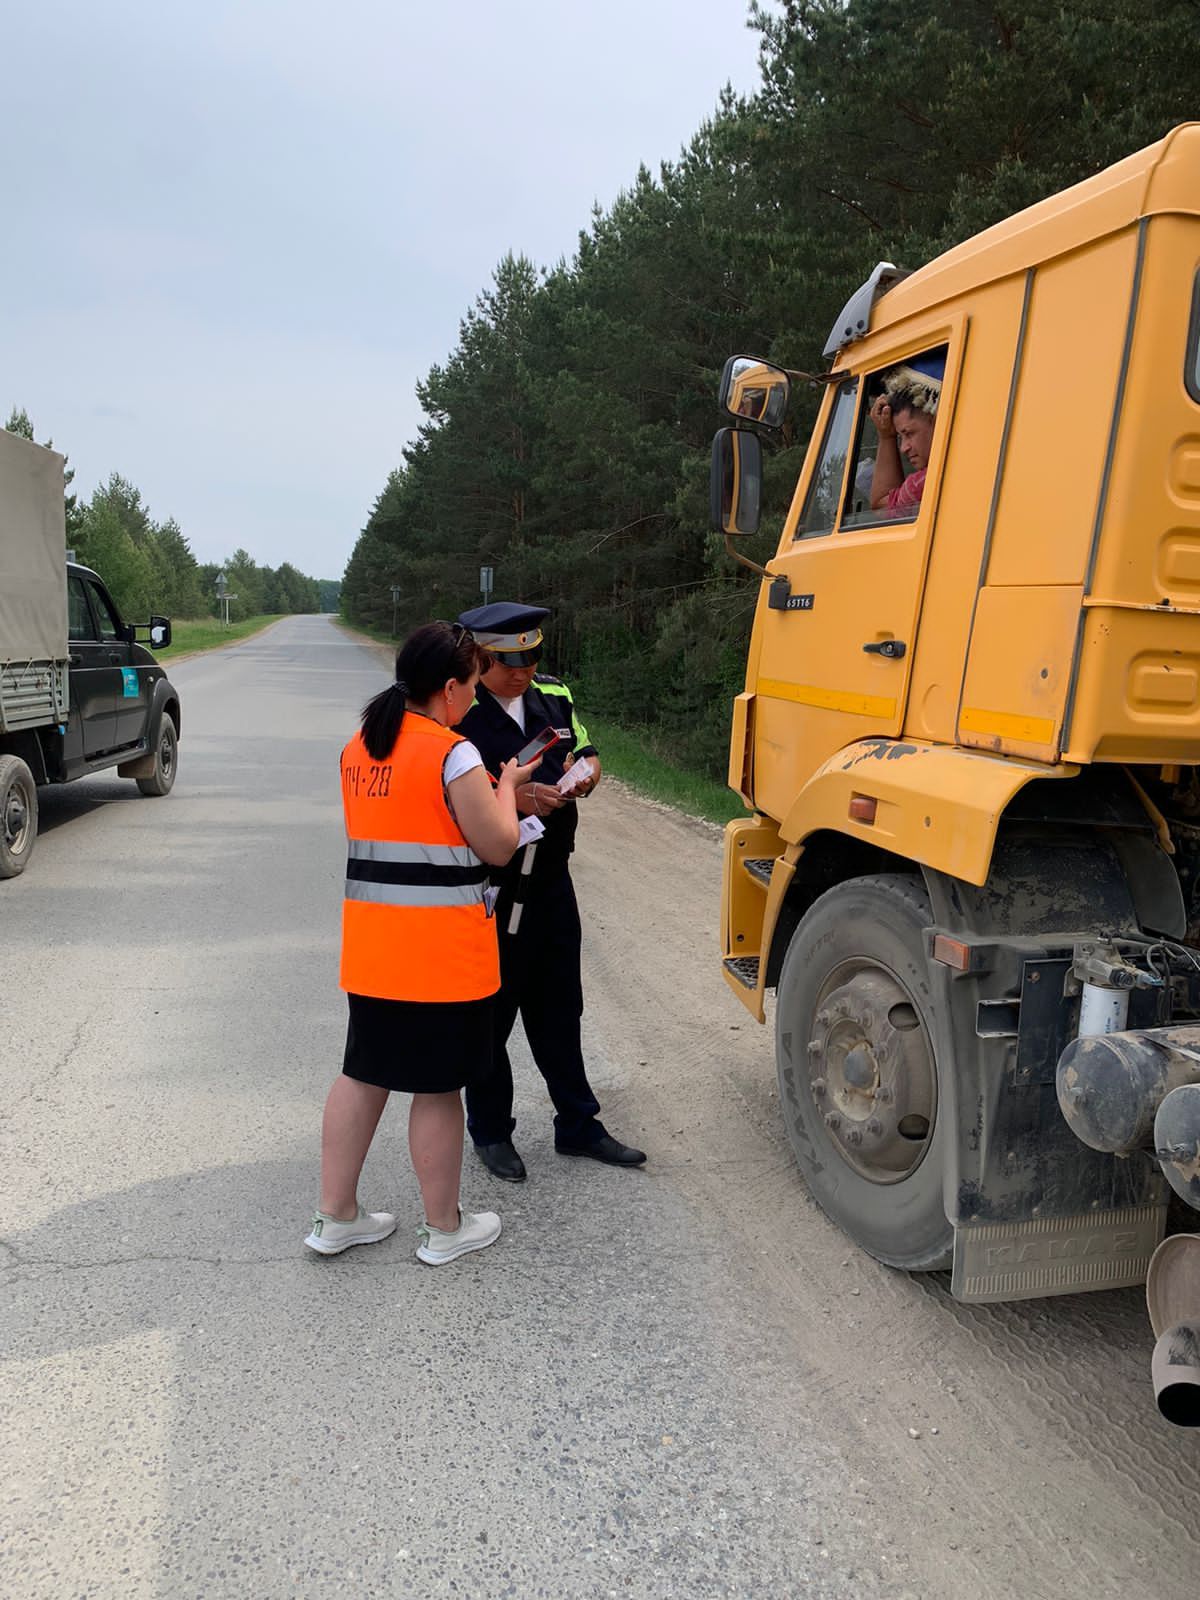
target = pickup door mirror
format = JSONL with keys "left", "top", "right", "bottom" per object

{"left": 711, "top": 427, "right": 762, "bottom": 537}
{"left": 148, "top": 617, "right": 172, "bottom": 650}
{"left": 719, "top": 355, "right": 790, "bottom": 429}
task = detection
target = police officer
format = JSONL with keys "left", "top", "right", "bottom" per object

{"left": 455, "top": 600, "right": 646, "bottom": 1180}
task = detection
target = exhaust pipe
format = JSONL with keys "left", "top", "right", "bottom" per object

{"left": 1056, "top": 1024, "right": 1200, "bottom": 1154}
{"left": 1147, "top": 1236, "right": 1200, "bottom": 1426}
{"left": 1152, "top": 1324, "right": 1200, "bottom": 1427}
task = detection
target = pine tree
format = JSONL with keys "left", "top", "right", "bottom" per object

{"left": 342, "top": 0, "right": 1200, "bottom": 777}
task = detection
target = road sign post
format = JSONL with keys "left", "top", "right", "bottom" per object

{"left": 214, "top": 571, "right": 237, "bottom": 627}
{"left": 480, "top": 566, "right": 493, "bottom": 602}
{"left": 390, "top": 584, "right": 401, "bottom": 638}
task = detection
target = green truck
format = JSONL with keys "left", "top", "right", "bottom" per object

{"left": 0, "top": 428, "right": 182, "bottom": 877}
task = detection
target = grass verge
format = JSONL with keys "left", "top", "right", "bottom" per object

{"left": 155, "top": 616, "right": 280, "bottom": 661}
{"left": 584, "top": 716, "right": 745, "bottom": 826}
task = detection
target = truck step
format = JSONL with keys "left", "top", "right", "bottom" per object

{"left": 723, "top": 955, "right": 761, "bottom": 989}
{"left": 743, "top": 856, "right": 777, "bottom": 887}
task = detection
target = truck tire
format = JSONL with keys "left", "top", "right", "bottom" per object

{"left": 136, "top": 714, "right": 178, "bottom": 797}
{"left": 0, "top": 754, "right": 38, "bottom": 878}
{"left": 774, "top": 873, "right": 952, "bottom": 1271}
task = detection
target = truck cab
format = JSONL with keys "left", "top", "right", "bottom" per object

{"left": 710, "top": 124, "right": 1200, "bottom": 1347}
{"left": 60, "top": 561, "right": 177, "bottom": 779}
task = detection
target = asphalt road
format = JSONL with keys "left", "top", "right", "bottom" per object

{"left": 3, "top": 614, "right": 1199, "bottom": 1599}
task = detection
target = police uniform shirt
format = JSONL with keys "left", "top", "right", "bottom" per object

{"left": 456, "top": 675, "right": 598, "bottom": 888}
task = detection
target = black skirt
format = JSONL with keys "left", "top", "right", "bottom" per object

{"left": 342, "top": 991, "right": 495, "bottom": 1094}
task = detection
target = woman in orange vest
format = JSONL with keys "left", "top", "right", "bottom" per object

{"left": 306, "top": 621, "right": 536, "bottom": 1265}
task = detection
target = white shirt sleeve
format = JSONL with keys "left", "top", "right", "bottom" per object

{"left": 443, "top": 739, "right": 484, "bottom": 786}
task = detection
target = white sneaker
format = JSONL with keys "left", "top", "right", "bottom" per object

{"left": 304, "top": 1204, "right": 396, "bottom": 1255}
{"left": 415, "top": 1207, "right": 502, "bottom": 1265}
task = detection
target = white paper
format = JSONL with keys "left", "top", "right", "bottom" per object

{"left": 557, "top": 757, "right": 594, "bottom": 795}
{"left": 517, "top": 815, "right": 546, "bottom": 847}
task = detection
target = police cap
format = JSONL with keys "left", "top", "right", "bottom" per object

{"left": 458, "top": 601, "right": 550, "bottom": 666}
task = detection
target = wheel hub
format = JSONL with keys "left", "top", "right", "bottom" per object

{"left": 807, "top": 966, "right": 934, "bottom": 1181}
{"left": 4, "top": 781, "right": 28, "bottom": 849}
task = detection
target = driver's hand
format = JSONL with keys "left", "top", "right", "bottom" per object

{"left": 869, "top": 395, "right": 895, "bottom": 438}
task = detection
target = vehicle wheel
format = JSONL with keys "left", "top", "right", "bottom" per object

{"left": 774, "top": 873, "right": 952, "bottom": 1270}
{"left": 136, "top": 715, "right": 178, "bottom": 797}
{"left": 0, "top": 754, "right": 38, "bottom": 878}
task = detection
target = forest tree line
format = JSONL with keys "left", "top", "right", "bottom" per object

{"left": 341, "top": 0, "right": 1200, "bottom": 778}
{"left": 4, "top": 408, "right": 337, "bottom": 622}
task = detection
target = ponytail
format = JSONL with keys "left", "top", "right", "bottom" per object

{"left": 361, "top": 679, "right": 408, "bottom": 761}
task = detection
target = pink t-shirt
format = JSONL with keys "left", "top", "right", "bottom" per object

{"left": 885, "top": 469, "right": 926, "bottom": 514}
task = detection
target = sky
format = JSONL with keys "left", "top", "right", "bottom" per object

{"left": 2, "top": 1, "right": 764, "bottom": 582}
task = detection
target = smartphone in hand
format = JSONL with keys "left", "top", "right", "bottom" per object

{"left": 516, "top": 725, "right": 561, "bottom": 766}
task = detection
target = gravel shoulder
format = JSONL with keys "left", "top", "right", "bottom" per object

{"left": 572, "top": 782, "right": 1200, "bottom": 1600}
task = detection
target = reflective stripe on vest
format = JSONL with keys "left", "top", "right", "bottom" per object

{"left": 345, "top": 838, "right": 488, "bottom": 907}
{"left": 339, "top": 717, "right": 500, "bottom": 1002}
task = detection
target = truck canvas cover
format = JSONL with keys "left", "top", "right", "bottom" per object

{"left": 0, "top": 429, "right": 67, "bottom": 662}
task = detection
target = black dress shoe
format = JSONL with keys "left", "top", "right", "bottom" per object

{"left": 555, "top": 1133, "right": 646, "bottom": 1167}
{"left": 475, "top": 1140, "right": 527, "bottom": 1182}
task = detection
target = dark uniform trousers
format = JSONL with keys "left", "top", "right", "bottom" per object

{"left": 466, "top": 869, "right": 604, "bottom": 1147}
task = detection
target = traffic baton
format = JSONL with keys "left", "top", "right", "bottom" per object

{"left": 507, "top": 840, "right": 537, "bottom": 934}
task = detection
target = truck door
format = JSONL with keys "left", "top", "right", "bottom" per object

{"left": 752, "top": 347, "right": 955, "bottom": 822}
{"left": 67, "top": 574, "right": 118, "bottom": 757}
{"left": 87, "top": 577, "right": 148, "bottom": 747}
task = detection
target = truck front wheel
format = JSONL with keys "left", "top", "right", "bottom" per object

{"left": 0, "top": 754, "right": 38, "bottom": 878}
{"left": 774, "top": 873, "right": 952, "bottom": 1270}
{"left": 136, "top": 715, "right": 178, "bottom": 797}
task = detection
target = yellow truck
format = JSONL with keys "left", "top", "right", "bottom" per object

{"left": 712, "top": 125, "right": 1200, "bottom": 1400}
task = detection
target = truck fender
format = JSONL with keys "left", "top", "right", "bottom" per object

{"left": 117, "top": 679, "right": 181, "bottom": 780}
{"left": 146, "top": 675, "right": 182, "bottom": 740}
{"left": 778, "top": 738, "right": 1077, "bottom": 887}
{"left": 742, "top": 739, "right": 1075, "bottom": 1023}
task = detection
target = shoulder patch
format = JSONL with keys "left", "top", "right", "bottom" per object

{"left": 533, "top": 673, "right": 563, "bottom": 687}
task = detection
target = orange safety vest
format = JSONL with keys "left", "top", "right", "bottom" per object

{"left": 339, "top": 715, "right": 499, "bottom": 1002}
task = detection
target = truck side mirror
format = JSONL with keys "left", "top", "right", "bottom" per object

{"left": 719, "top": 355, "right": 790, "bottom": 429}
{"left": 711, "top": 427, "right": 762, "bottom": 537}
{"left": 149, "top": 617, "right": 172, "bottom": 650}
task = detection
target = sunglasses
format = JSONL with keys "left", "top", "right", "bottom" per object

{"left": 436, "top": 621, "right": 474, "bottom": 648}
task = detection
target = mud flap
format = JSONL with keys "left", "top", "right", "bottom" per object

{"left": 951, "top": 1202, "right": 1166, "bottom": 1303}
{"left": 922, "top": 840, "right": 1170, "bottom": 1303}
{"left": 117, "top": 751, "right": 155, "bottom": 778}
